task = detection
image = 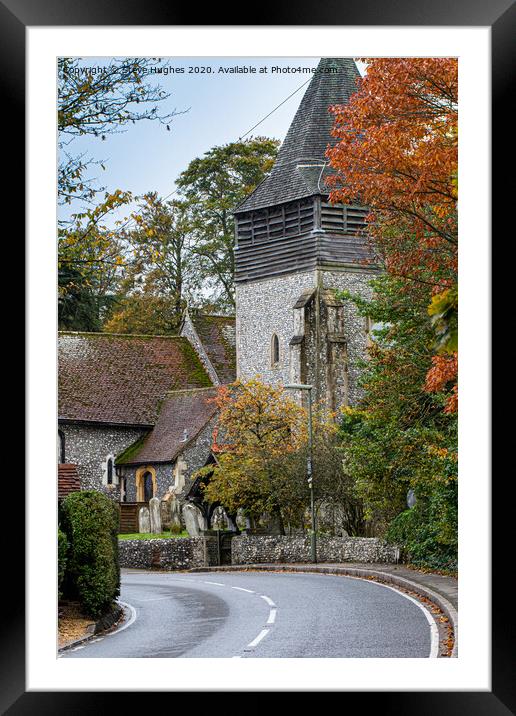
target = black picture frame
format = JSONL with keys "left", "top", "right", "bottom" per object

{"left": 9, "top": 0, "right": 506, "bottom": 711}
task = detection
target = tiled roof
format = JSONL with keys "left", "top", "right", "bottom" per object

{"left": 190, "top": 313, "right": 236, "bottom": 384}
{"left": 117, "top": 387, "right": 218, "bottom": 465}
{"left": 58, "top": 332, "right": 212, "bottom": 426}
{"left": 58, "top": 463, "right": 80, "bottom": 498}
{"left": 235, "top": 58, "right": 361, "bottom": 213}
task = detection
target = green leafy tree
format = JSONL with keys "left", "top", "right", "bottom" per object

{"left": 58, "top": 190, "right": 132, "bottom": 330}
{"left": 338, "top": 273, "right": 458, "bottom": 568}
{"left": 58, "top": 57, "right": 182, "bottom": 329}
{"left": 176, "top": 138, "right": 279, "bottom": 310}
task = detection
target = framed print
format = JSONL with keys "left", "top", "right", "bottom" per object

{"left": 8, "top": 0, "right": 508, "bottom": 710}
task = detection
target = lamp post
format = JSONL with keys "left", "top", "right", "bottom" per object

{"left": 284, "top": 383, "right": 316, "bottom": 563}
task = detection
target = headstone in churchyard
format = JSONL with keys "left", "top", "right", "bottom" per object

{"left": 160, "top": 499, "right": 171, "bottom": 530}
{"left": 183, "top": 503, "right": 203, "bottom": 536}
{"left": 211, "top": 506, "right": 228, "bottom": 530}
{"left": 169, "top": 497, "right": 183, "bottom": 533}
{"left": 149, "top": 496, "right": 162, "bottom": 534}
{"left": 138, "top": 506, "right": 150, "bottom": 533}
{"left": 236, "top": 508, "right": 247, "bottom": 530}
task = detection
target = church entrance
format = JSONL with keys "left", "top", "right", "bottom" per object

{"left": 143, "top": 471, "right": 153, "bottom": 502}
{"left": 135, "top": 466, "right": 157, "bottom": 502}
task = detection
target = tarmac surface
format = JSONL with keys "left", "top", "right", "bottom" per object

{"left": 62, "top": 569, "right": 437, "bottom": 658}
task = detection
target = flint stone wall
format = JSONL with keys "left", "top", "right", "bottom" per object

{"left": 235, "top": 268, "right": 375, "bottom": 408}
{"left": 231, "top": 535, "right": 400, "bottom": 565}
{"left": 59, "top": 423, "right": 147, "bottom": 499}
{"left": 118, "top": 537, "right": 217, "bottom": 570}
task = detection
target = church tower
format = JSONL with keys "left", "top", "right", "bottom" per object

{"left": 234, "top": 58, "right": 376, "bottom": 412}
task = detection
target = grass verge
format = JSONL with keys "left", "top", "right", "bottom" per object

{"left": 118, "top": 531, "right": 189, "bottom": 540}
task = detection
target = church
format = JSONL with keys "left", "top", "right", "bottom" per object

{"left": 58, "top": 57, "right": 376, "bottom": 525}
{"left": 234, "top": 57, "right": 376, "bottom": 412}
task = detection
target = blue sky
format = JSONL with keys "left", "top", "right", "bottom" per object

{"left": 60, "top": 57, "right": 364, "bottom": 223}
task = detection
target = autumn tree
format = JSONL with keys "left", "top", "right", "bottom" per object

{"left": 202, "top": 380, "right": 307, "bottom": 534}
{"left": 201, "top": 380, "right": 361, "bottom": 535}
{"left": 58, "top": 57, "right": 181, "bottom": 330}
{"left": 176, "top": 138, "right": 279, "bottom": 310}
{"left": 58, "top": 190, "right": 132, "bottom": 330}
{"left": 104, "top": 194, "right": 195, "bottom": 335}
{"left": 327, "top": 58, "right": 458, "bottom": 411}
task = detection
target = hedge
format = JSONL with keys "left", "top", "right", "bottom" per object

{"left": 58, "top": 528, "right": 68, "bottom": 599}
{"left": 60, "top": 491, "right": 120, "bottom": 618}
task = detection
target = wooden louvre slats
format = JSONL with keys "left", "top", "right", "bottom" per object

{"left": 234, "top": 198, "right": 371, "bottom": 282}
{"left": 235, "top": 233, "right": 317, "bottom": 282}
{"left": 321, "top": 202, "right": 368, "bottom": 234}
{"left": 236, "top": 199, "right": 315, "bottom": 246}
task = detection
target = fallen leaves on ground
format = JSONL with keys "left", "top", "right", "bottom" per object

{"left": 58, "top": 602, "right": 96, "bottom": 648}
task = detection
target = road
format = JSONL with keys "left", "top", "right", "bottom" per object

{"left": 61, "top": 569, "right": 438, "bottom": 658}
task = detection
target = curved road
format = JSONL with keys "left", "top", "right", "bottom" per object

{"left": 62, "top": 569, "right": 437, "bottom": 658}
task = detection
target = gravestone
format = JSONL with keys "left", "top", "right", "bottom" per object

{"left": 182, "top": 503, "right": 204, "bottom": 537}
{"left": 160, "top": 499, "right": 171, "bottom": 530}
{"left": 149, "top": 496, "right": 162, "bottom": 534}
{"left": 169, "top": 496, "right": 182, "bottom": 533}
{"left": 138, "top": 506, "right": 150, "bottom": 533}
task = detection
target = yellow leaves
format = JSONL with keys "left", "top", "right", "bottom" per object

{"left": 426, "top": 445, "right": 449, "bottom": 459}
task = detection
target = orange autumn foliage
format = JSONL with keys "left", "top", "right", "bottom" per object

{"left": 327, "top": 58, "right": 458, "bottom": 410}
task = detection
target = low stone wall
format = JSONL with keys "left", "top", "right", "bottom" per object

{"left": 118, "top": 537, "right": 216, "bottom": 570}
{"left": 231, "top": 535, "right": 400, "bottom": 565}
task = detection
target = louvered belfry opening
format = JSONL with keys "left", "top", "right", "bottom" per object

{"left": 236, "top": 198, "right": 315, "bottom": 245}
{"left": 234, "top": 57, "right": 370, "bottom": 284}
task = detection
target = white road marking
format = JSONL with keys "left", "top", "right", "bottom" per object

{"left": 61, "top": 601, "right": 137, "bottom": 655}
{"left": 326, "top": 574, "right": 440, "bottom": 658}
{"left": 260, "top": 595, "right": 275, "bottom": 607}
{"left": 246, "top": 628, "right": 270, "bottom": 649}
{"left": 204, "top": 581, "right": 225, "bottom": 586}
{"left": 231, "top": 586, "right": 255, "bottom": 593}
{"left": 114, "top": 600, "right": 138, "bottom": 635}
{"left": 267, "top": 609, "right": 277, "bottom": 624}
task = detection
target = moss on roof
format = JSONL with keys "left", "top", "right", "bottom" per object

{"left": 116, "top": 434, "right": 149, "bottom": 465}
{"left": 59, "top": 332, "right": 213, "bottom": 425}
{"left": 190, "top": 314, "right": 236, "bottom": 384}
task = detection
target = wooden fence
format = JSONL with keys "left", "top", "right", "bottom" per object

{"left": 119, "top": 502, "right": 148, "bottom": 534}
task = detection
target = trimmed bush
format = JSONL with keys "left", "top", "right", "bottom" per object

{"left": 58, "top": 528, "right": 68, "bottom": 599}
{"left": 60, "top": 491, "right": 120, "bottom": 618}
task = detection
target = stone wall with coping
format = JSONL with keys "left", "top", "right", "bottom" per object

{"left": 59, "top": 423, "right": 148, "bottom": 499}
{"left": 118, "top": 536, "right": 218, "bottom": 570}
{"left": 231, "top": 535, "right": 400, "bottom": 565}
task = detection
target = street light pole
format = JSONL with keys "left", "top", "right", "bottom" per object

{"left": 285, "top": 383, "right": 317, "bottom": 563}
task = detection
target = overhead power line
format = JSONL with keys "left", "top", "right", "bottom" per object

{"left": 101, "top": 75, "right": 313, "bottom": 235}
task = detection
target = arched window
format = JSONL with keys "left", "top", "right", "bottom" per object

{"left": 58, "top": 429, "right": 65, "bottom": 463}
{"left": 106, "top": 457, "right": 114, "bottom": 485}
{"left": 271, "top": 333, "right": 280, "bottom": 366}
{"left": 103, "top": 454, "right": 117, "bottom": 486}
